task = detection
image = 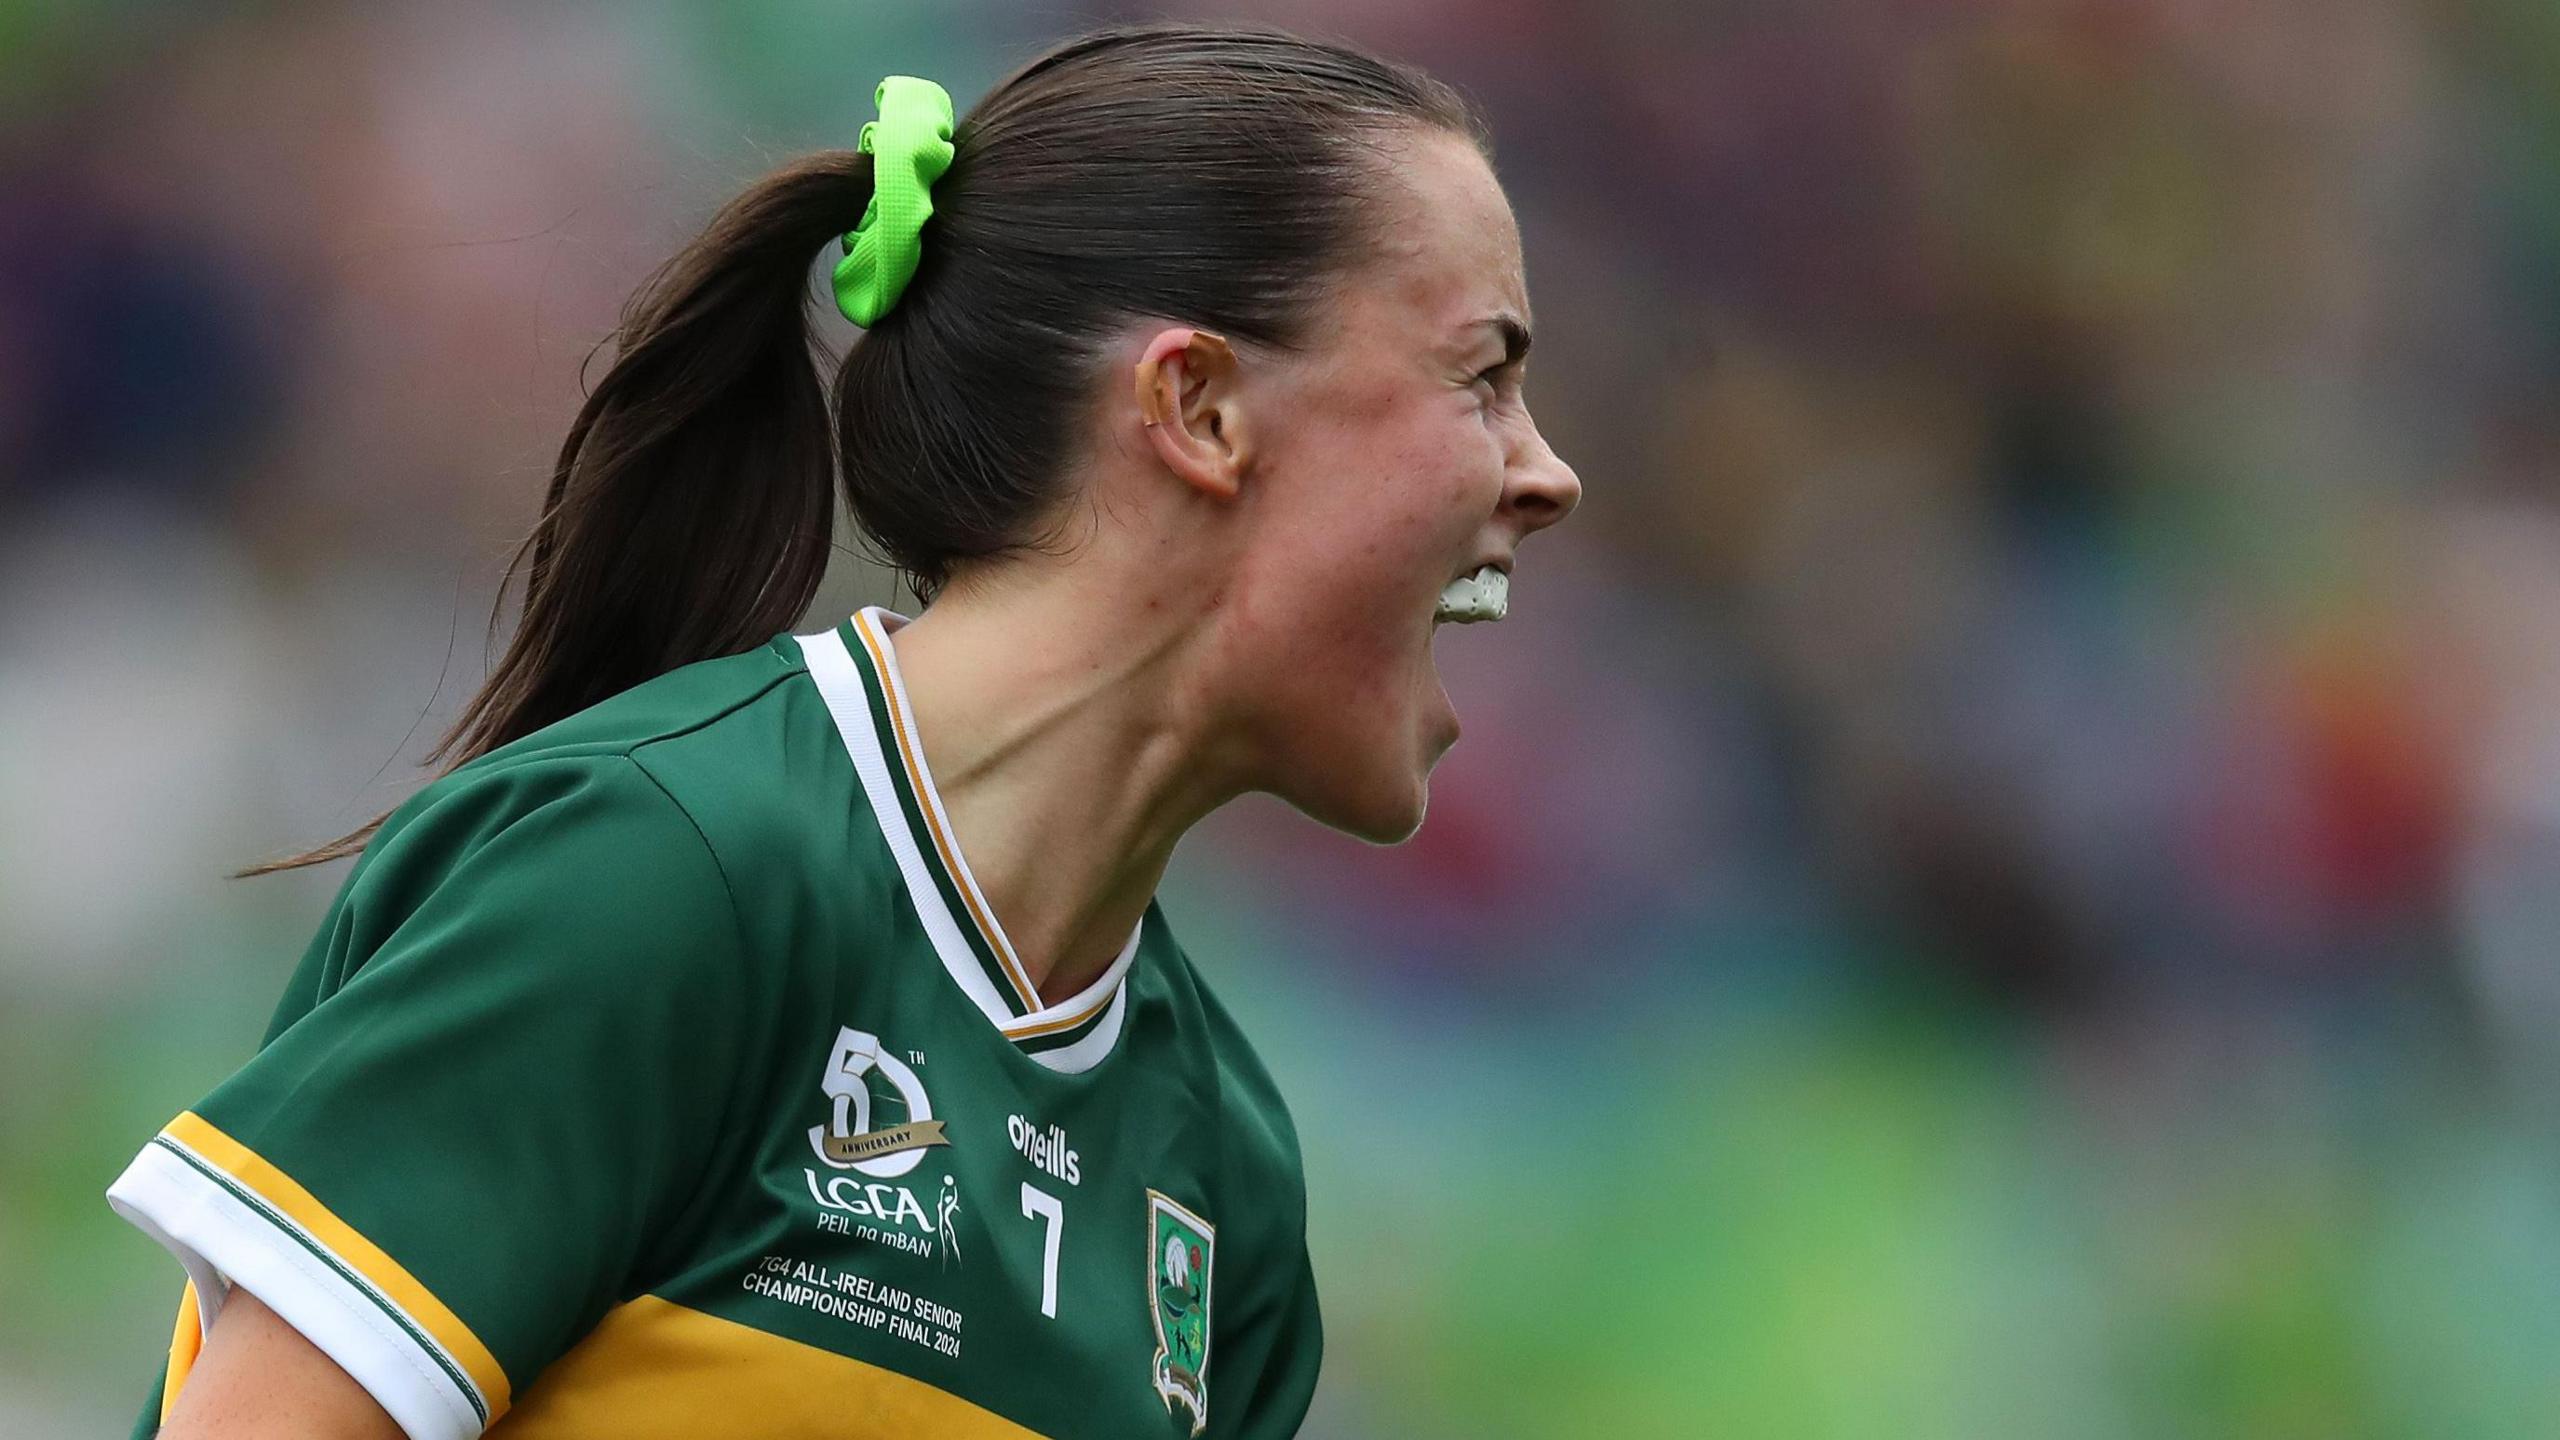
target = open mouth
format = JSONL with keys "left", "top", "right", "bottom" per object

{"left": 1433, "top": 564, "right": 1509, "bottom": 625}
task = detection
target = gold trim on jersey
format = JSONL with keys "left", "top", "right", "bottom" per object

{"left": 850, "top": 612, "right": 1047, "bottom": 1013}
{"left": 159, "top": 1278, "right": 204, "bottom": 1423}
{"left": 489, "top": 1294, "right": 1050, "bottom": 1438}
{"left": 160, "top": 1110, "right": 513, "bottom": 1420}
{"left": 848, "top": 611, "right": 1132, "bottom": 1047}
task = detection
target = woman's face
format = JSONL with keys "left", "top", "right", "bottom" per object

{"left": 1223, "top": 130, "right": 1582, "bottom": 842}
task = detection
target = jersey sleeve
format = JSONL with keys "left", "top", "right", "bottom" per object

{"left": 1216, "top": 1241, "right": 1323, "bottom": 1440}
{"left": 105, "top": 756, "right": 756, "bottom": 1440}
{"left": 1190, "top": 974, "right": 1327, "bottom": 1439}
{"left": 1209, "top": 1105, "right": 1324, "bottom": 1440}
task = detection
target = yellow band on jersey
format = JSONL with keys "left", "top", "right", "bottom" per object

{"left": 491, "top": 1294, "right": 1046, "bottom": 1438}
{"left": 161, "top": 1111, "right": 514, "bottom": 1419}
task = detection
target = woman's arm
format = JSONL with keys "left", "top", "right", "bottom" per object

{"left": 108, "top": 759, "right": 761, "bottom": 1439}
{"left": 157, "top": 1288, "right": 405, "bottom": 1440}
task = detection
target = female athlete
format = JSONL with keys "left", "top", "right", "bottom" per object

{"left": 106, "top": 20, "right": 1578, "bottom": 1440}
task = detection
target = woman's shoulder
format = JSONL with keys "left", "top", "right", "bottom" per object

{"left": 339, "top": 639, "right": 847, "bottom": 947}
{"left": 345, "top": 748, "right": 742, "bottom": 949}
{"left": 448, "top": 636, "right": 812, "bottom": 787}
{"left": 390, "top": 636, "right": 856, "bottom": 871}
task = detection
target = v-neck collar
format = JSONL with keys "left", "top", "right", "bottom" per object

{"left": 796, "top": 608, "right": 1140, "bottom": 1073}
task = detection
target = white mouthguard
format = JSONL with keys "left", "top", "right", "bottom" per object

{"left": 1434, "top": 565, "right": 1509, "bottom": 624}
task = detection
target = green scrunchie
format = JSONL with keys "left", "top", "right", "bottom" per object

{"left": 833, "top": 75, "right": 956, "bottom": 327}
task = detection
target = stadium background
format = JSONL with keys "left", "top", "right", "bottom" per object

{"left": 6, "top": 1, "right": 2559, "bottom": 1434}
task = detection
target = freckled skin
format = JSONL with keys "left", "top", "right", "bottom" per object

{"left": 1219, "top": 131, "right": 1581, "bottom": 843}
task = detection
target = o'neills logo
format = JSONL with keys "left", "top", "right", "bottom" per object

{"left": 1007, "top": 1113, "right": 1080, "bottom": 1185}
{"left": 808, "top": 1027, "right": 950, "bottom": 1180}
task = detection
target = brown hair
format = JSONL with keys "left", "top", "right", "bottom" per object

{"left": 249, "top": 20, "right": 1485, "bottom": 873}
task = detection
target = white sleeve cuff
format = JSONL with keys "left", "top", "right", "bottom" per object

{"left": 106, "top": 1137, "right": 488, "bottom": 1440}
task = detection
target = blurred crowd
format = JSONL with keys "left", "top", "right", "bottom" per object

{"left": 6, "top": 1, "right": 2559, "bottom": 1434}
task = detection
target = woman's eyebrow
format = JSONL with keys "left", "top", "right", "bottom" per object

{"left": 1463, "top": 312, "right": 1532, "bottom": 366}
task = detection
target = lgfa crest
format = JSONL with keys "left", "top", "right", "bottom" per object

{"left": 1146, "top": 1190, "right": 1215, "bottom": 1436}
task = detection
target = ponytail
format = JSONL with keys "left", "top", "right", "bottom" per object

{"left": 248, "top": 20, "right": 1490, "bottom": 876}
{"left": 244, "top": 152, "right": 873, "bottom": 874}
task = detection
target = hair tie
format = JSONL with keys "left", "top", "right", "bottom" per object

{"left": 833, "top": 75, "right": 956, "bottom": 327}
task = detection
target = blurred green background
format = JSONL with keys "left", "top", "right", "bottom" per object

{"left": 8, "top": 0, "right": 2560, "bottom": 1435}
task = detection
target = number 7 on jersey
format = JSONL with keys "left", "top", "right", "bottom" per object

{"left": 1019, "top": 1182, "right": 1063, "bottom": 1319}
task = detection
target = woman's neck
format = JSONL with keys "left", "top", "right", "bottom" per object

{"left": 881, "top": 573, "right": 1243, "bottom": 1004}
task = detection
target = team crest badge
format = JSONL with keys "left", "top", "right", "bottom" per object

{"left": 1146, "top": 1190, "right": 1215, "bottom": 1435}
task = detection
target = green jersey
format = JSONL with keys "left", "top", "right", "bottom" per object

{"left": 106, "top": 607, "right": 1323, "bottom": 1440}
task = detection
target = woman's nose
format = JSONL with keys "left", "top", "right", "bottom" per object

{"left": 1506, "top": 429, "right": 1581, "bottom": 534}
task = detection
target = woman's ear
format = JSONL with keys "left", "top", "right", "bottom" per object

{"left": 1131, "top": 327, "right": 1247, "bottom": 500}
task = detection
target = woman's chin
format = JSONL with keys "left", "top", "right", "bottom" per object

{"left": 1275, "top": 660, "right": 1458, "bottom": 844}
{"left": 1331, "top": 783, "right": 1432, "bottom": 846}
{"left": 1425, "top": 656, "right": 1462, "bottom": 756}
{"left": 1363, "top": 678, "right": 1461, "bottom": 842}
{"left": 1282, "top": 739, "right": 1436, "bottom": 845}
